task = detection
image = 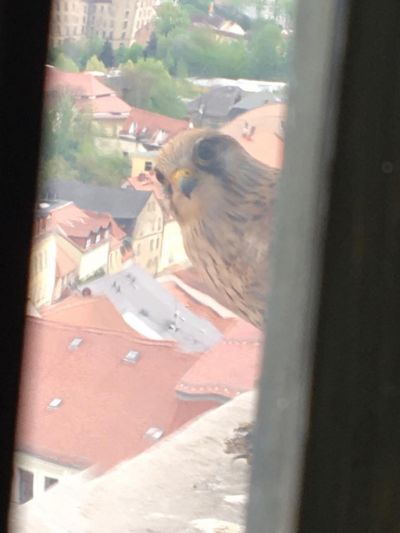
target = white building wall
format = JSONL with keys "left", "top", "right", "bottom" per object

{"left": 12, "top": 451, "right": 81, "bottom": 504}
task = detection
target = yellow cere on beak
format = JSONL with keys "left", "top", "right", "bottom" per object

{"left": 170, "top": 167, "right": 192, "bottom": 187}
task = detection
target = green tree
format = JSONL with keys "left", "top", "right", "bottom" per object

{"left": 37, "top": 155, "right": 78, "bottom": 184}
{"left": 100, "top": 40, "right": 115, "bottom": 67}
{"left": 51, "top": 37, "right": 105, "bottom": 70}
{"left": 180, "top": 0, "right": 210, "bottom": 13}
{"left": 42, "top": 92, "right": 78, "bottom": 161}
{"left": 120, "top": 59, "right": 187, "bottom": 118}
{"left": 154, "top": 2, "right": 190, "bottom": 37}
{"left": 54, "top": 52, "right": 79, "bottom": 72}
{"left": 40, "top": 93, "right": 130, "bottom": 186}
{"left": 247, "top": 21, "right": 286, "bottom": 79}
{"left": 144, "top": 32, "right": 158, "bottom": 58}
{"left": 115, "top": 43, "right": 144, "bottom": 65}
{"left": 276, "top": 0, "right": 295, "bottom": 27}
{"left": 85, "top": 55, "right": 107, "bottom": 72}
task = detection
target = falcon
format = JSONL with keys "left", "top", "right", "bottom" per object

{"left": 155, "top": 129, "right": 279, "bottom": 329}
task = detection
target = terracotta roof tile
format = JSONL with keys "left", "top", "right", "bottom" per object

{"left": 173, "top": 267, "right": 234, "bottom": 310}
{"left": 221, "top": 102, "right": 286, "bottom": 168}
{"left": 162, "top": 281, "right": 237, "bottom": 334}
{"left": 48, "top": 203, "right": 126, "bottom": 250}
{"left": 75, "top": 93, "right": 131, "bottom": 115}
{"left": 176, "top": 337, "right": 261, "bottom": 400}
{"left": 40, "top": 294, "right": 140, "bottom": 337}
{"left": 121, "top": 106, "right": 189, "bottom": 143}
{"left": 45, "top": 66, "right": 130, "bottom": 115}
{"left": 16, "top": 318, "right": 211, "bottom": 471}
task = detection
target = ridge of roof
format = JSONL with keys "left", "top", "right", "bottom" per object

{"left": 26, "top": 316, "right": 177, "bottom": 350}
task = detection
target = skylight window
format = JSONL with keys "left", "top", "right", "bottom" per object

{"left": 144, "top": 427, "right": 164, "bottom": 440}
{"left": 69, "top": 337, "right": 83, "bottom": 350}
{"left": 48, "top": 398, "right": 63, "bottom": 409}
{"left": 123, "top": 350, "right": 140, "bottom": 364}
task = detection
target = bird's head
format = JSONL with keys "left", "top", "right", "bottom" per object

{"left": 155, "top": 129, "right": 261, "bottom": 224}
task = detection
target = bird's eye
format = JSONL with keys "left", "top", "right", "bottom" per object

{"left": 155, "top": 168, "right": 166, "bottom": 184}
{"left": 193, "top": 138, "right": 218, "bottom": 165}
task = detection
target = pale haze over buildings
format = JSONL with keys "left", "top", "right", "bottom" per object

{"left": 10, "top": 0, "right": 291, "bottom": 525}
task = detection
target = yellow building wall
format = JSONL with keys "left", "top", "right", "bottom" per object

{"left": 28, "top": 233, "right": 57, "bottom": 309}
{"left": 132, "top": 195, "right": 164, "bottom": 275}
{"left": 131, "top": 151, "right": 158, "bottom": 177}
{"left": 158, "top": 220, "right": 190, "bottom": 274}
{"left": 94, "top": 117, "right": 127, "bottom": 138}
{"left": 108, "top": 247, "right": 123, "bottom": 274}
{"left": 79, "top": 241, "right": 110, "bottom": 281}
{"left": 56, "top": 234, "right": 110, "bottom": 282}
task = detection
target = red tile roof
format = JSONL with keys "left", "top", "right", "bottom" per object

{"left": 16, "top": 318, "right": 212, "bottom": 471}
{"left": 173, "top": 267, "right": 235, "bottom": 310}
{"left": 44, "top": 66, "right": 131, "bottom": 116}
{"left": 176, "top": 337, "right": 261, "bottom": 401}
{"left": 162, "top": 281, "right": 237, "bottom": 334}
{"left": 164, "top": 275, "right": 263, "bottom": 401}
{"left": 49, "top": 203, "right": 110, "bottom": 237}
{"left": 121, "top": 106, "right": 189, "bottom": 144}
{"left": 221, "top": 103, "right": 286, "bottom": 168}
{"left": 223, "top": 317, "right": 263, "bottom": 342}
{"left": 78, "top": 94, "right": 131, "bottom": 116}
{"left": 48, "top": 203, "right": 126, "bottom": 251}
{"left": 40, "top": 294, "right": 141, "bottom": 337}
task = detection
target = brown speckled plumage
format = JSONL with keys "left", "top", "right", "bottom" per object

{"left": 156, "top": 129, "right": 279, "bottom": 329}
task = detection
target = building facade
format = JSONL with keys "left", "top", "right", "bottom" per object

{"left": 132, "top": 193, "right": 163, "bottom": 275}
{"left": 28, "top": 213, "right": 57, "bottom": 309}
{"left": 50, "top": 0, "right": 157, "bottom": 48}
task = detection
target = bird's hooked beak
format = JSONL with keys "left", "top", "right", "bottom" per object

{"left": 170, "top": 168, "right": 198, "bottom": 199}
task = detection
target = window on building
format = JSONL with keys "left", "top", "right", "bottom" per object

{"left": 144, "top": 161, "right": 152, "bottom": 171}
{"left": 123, "top": 20, "right": 128, "bottom": 29}
{"left": 121, "top": 31, "right": 126, "bottom": 39}
{"left": 156, "top": 238, "right": 160, "bottom": 249}
{"left": 44, "top": 477, "right": 58, "bottom": 490}
{"left": 18, "top": 468, "right": 34, "bottom": 504}
{"left": 150, "top": 239, "right": 153, "bottom": 251}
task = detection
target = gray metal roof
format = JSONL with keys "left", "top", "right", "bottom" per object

{"left": 187, "top": 86, "right": 244, "bottom": 119}
{"left": 40, "top": 179, "right": 151, "bottom": 220}
{"left": 82, "top": 265, "right": 222, "bottom": 353}
{"left": 230, "top": 90, "right": 272, "bottom": 112}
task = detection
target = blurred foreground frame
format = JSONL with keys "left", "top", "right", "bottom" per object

{"left": 0, "top": 0, "right": 51, "bottom": 528}
{"left": 0, "top": 0, "right": 400, "bottom": 532}
{"left": 247, "top": 0, "right": 400, "bottom": 532}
